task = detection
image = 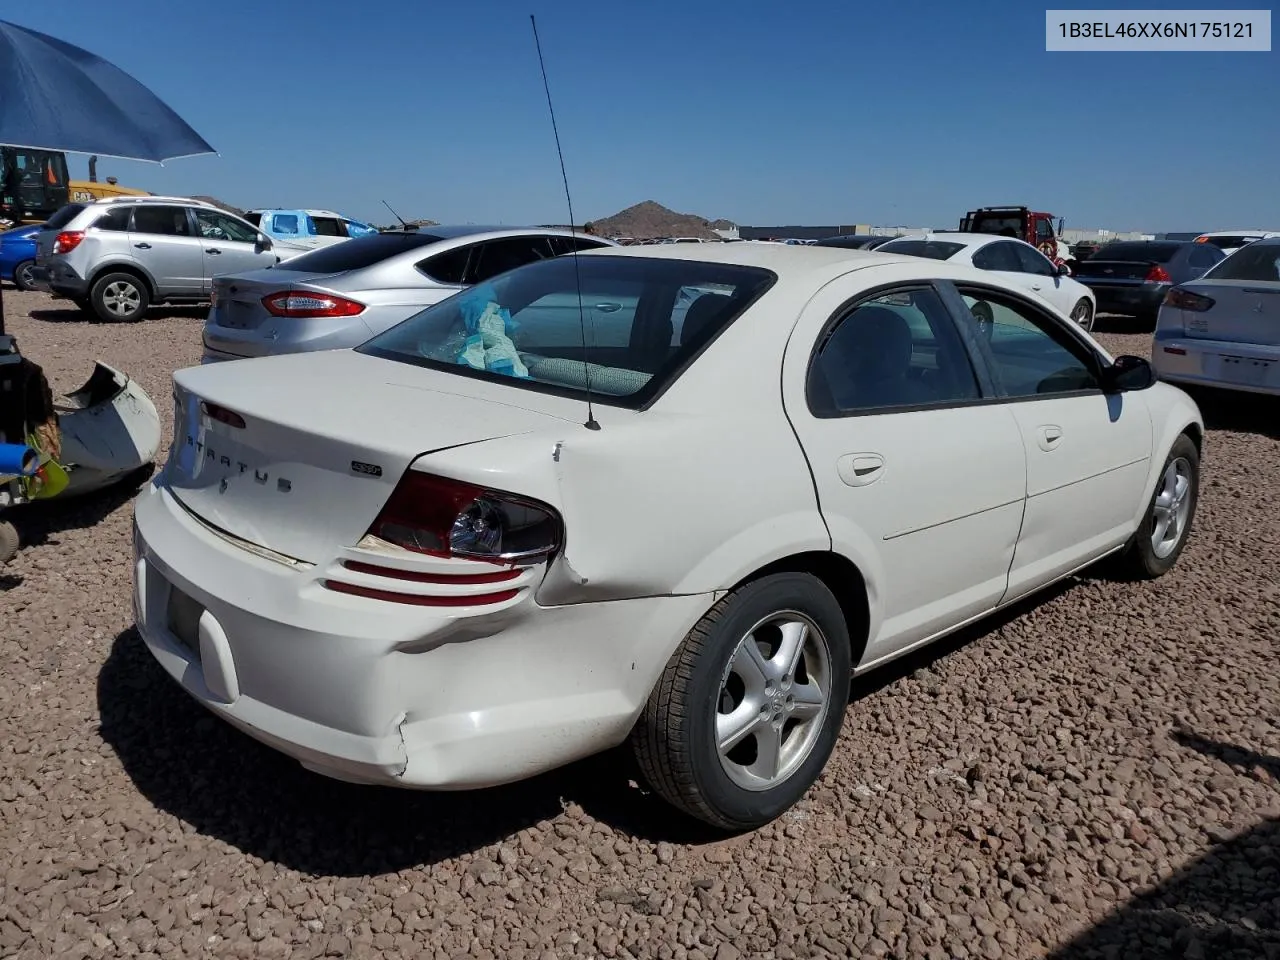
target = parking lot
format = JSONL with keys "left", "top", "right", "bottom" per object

{"left": 1, "top": 290, "right": 1277, "bottom": 959}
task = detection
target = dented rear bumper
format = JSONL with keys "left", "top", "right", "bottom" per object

{"left": 132, "top": 480, "right": 713, "bottom": 789}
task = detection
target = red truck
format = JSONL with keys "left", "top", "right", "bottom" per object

{"left": 958, "top": 206, "right": 1073, "bottom": 267}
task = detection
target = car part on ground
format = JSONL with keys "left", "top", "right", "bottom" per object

{"left": 131, "top": 242, "right": 1201, "bottom": 829}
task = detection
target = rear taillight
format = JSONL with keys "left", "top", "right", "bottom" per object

{"left": 1164, "top": 288, "right": 1215, "bottom": 312}
{"left": 261, "top": 291, "right": 366, "bottom": 318}
{"left": 53, "top": 231, "right": 84, "bottom": 255}
{"left": 367, "top": 471, "right": 562, "bottom": 562}
{"left": 1144, "top": 265, "right": 1172, "bottom": 283}
{"left": 199, "top": 401, "right": 246, "bottom": 428}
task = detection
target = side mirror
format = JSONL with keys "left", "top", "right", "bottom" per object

{"left": 255, "top": 234, "right": 273, "bottom": 252}
{"left": 1054, "top": 262, "right": 1071, "bottom": 277}
{"left": 1102, "top": 354, "right": 1155, "bottom": 393}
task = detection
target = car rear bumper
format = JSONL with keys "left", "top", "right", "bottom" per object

{"left": 202, "top": 310, "right": 377, "bottom": 362}
{"left": 1083, "top": 282, "right": 1168, "bottom": 316}
{"left": 1151, "top": 334, "right": 1280, "bottom": 396}
{"left": 132, "top": 480, "right": 711, "bottom": 789}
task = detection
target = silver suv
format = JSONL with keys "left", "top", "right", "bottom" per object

{"left": 35, "top": 196, "right": 279, "bottom": 322}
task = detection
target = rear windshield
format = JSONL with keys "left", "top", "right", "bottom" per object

{"left": 1203, "top": 244, "right": 1280, "bottom": 282}
{"left": 43, "top": 204, "right": 86, "bottom": 230}
{"left": 358, "top": 255, "right": 776, "bottom": 408}
{"left": 1091, "top": 242, "right": 1181, "bottom": 263}
{"left": 876, "top": 239, "right": 965, "bottom": 261}
{"left": 273, "top": 231, "right": 445, "bottom": 272}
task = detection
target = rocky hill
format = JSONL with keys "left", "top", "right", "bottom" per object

{"left": 586, "top": 201, "right": 728, "bottom": 240}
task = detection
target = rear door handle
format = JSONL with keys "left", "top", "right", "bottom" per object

{"left": 206, "top": 248, "right": 222, "bottom": 255}
{"left": 1037, "top": 425, "right": 1063, "bottom": 451}
{"left": 133, "top": 242, "right": 151, "bottom": 249}
{"left": 836, "top": 453, "right": 885, "bottom": 487}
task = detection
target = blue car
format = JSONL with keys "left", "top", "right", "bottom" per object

{"left": 1, "top": 223, "right": 42, "bottom": 291}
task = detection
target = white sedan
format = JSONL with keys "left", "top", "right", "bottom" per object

{"left": 132, "top": 243, "right": 1202, "bottom": 830}
{"left": 1152, "top": 237, "right": 1280, "bottom": 396}
{"left": 876, "top": 232, "right": 1098, "bottom": 331}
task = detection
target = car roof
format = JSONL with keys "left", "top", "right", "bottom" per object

{"left": 1196, "top": 229, "right": 1280, "bottom": 237}
{"left": 375, "top": 224, "right": 616, "bottom": 243}
{"left": 578, "top": 237, "right": 923, "bottom": 278}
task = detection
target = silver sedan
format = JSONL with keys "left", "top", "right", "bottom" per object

{"left": 200, "top": 225, "right": 615, "bottom": 363}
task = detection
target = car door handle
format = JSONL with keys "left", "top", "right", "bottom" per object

{"left": 1037, "top": 425, "right": 1063, "bottom": 451}
{"left": 836, "top": 453, "right": 885, "bottom": 487}
{"left": 133, "top": 242, "right": 151, "bottom": 249}
{"left": 1030, "top": 283, "right": 1042, "bottom": 290}
{"left": 206, "top": 248, "right": 222, "bottom": 255}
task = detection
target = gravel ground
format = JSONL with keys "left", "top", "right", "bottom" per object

{"left": 1, "top": 289, "right": 1278, "bottom": 960}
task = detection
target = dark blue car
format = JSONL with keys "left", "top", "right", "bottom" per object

{"left": 1, "top": 223, "right": 43, "bottom": 291}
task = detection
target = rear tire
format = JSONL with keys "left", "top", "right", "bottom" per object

{"left": 631, "top": 572, "right": 851, "bottom": 831}
{"left": 1111, "top": 433, "right": 1199, "bottom": 580}
{"left": 11, "top": 259, "right": 37, "bottom": 292}
{"left": 90, "top": 272, "right": 150, "bottom": 323}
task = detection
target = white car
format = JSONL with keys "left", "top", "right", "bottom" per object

{"left": 132, "top": 243, "right": 1202, "bottom": 830}
{"left": 876, "top": 232, "right": 1098, "bottom": 330}
{"left": 1193, "top": 230, "right": 1280, "bottom": 256}
{"left": 1152, "top": 236, "right": 1280, "bottom": 396}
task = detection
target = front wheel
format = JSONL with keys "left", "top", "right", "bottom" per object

{"left": 631, "top": 572, "right": 852, "bottom": 831}
{"left": 1070, "top": 299, "right": 1094, "bottom": 332}
{"left": 1112, "top": 434, "right": 1200, "bottom": 580}
{"left": 11, "top": 259, "right": 37, "bottom": 291}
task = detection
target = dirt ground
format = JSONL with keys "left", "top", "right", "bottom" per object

{"left": 1, "top": 289, "right": 1277, "bottom": 960}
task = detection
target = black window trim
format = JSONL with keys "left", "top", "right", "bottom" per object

{"left": 415, "top": 241, "right": 476, "bottom": 286}
{"left": 939, "top": 280, "right": 1111, "bottom": 402}
{"left": 802, "top": 280, "right": 995, "bottom": 419}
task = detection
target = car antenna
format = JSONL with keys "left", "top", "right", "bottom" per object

{"left": 530, "top": 13, "right": 599, "bottom": 431}
{"left": 381, "top": 199, "right": 411, "bottom": 230}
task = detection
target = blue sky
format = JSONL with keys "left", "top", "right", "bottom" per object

{"left": 9, "top": 0, "right": 1277, "bottom": 231}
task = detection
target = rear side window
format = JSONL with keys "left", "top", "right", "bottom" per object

{"left": 273, "top": 232, "right": 445, "bottom": 272}
{"left": 1204, "top": 244, "right": 1280, "bottom": 282}
{"left": 878, "top": 239, "right": 965, "bottom": 261}
{"left": 132, "top": 205, "right": 192, "bottom": 236}
{"left": 417, "top": 245, "right": 473, "bottom": 284}
{"left": 270, "top": 213, "right": 301, "bottom": 236}
{"left": 971, "top": 242, "right": 1022, "bottom": 272}
{"left": 547, "top": 236, "right": 610, "bottom": 256}
{"left": 311, "top": 216, "right": 345, "bottom": 237}
{"left": 93, "top": 207, "right": 132, "bottom": 232}
{"left": 467, "top": 237, "right": 557, "bottom": 284}
{"left": 808, "top": 287, "right": 981, "bottom": 415}
{"left": 1188, "top": 245, "right": 1224, "bottom": 269}
{"left": 44, "top": 204, "right": 86, "bottom": 230}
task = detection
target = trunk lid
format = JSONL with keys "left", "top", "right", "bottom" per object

{"left": 1073, "top": 259, "right": 1157, "bottom": 282}
{"left": 1176, "top": 279, "right": 1280, "bottom": 346}
{"left": 209, "top": 270, "right": 349, "bottom": 335}
{"left": 165, "top": 350, "right": 575, "bottom": 563}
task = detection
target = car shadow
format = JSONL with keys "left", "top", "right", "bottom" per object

{"left": 8, "top": 466, "right": 153, "bottom": 549}
{"left": 1050, "top": 735, "right": 1279, "bottom": 959}
{"left": 1092, "top": 313, "right": 1151, "bottom": 335}
{"left": 97, "top": 574, "right": 1092, "bottom": 874}
{"left": 28, "top": 305, "right": 207, "bottom": 324}
{"left": 1188, "top": 386, "right": 1280, "bottom": 441}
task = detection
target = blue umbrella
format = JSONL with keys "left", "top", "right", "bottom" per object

{"left": 0, "top": 19, "right": 216, "bottom": 334}
{"left": 0, "top": 19, "right": 215, "bottom": 163}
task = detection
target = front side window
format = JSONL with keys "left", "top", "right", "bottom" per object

{"left": 1013, "top": 242, "right": 1056, "bottom": 276}
{"left": 195, "top": 209, "right": 258, "bottom": 243}
{"left": 957, "top": 288, "right": 1100, "bottom": 398}
{"left": 269, "top": 213, "right": 300, "bottom": 236}
{"left": 358, "top": 256, "right": 775, "bottom": 406}
{"left": 466, "top": 237, "right": 557, "bottom": 284}
{"left": 807, "top": 286, "right": 981, "bottom": 415}
{"left": 132, "top": 205, "right": 192, "bottom": 237}
{"left": 1035, "top": 218, "right": 1054, "bottom": 242}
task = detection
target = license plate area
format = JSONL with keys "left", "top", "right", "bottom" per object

{"left": 1218, "top": 355, "right": 1272, "bottom": 386}
{"left": 220, "top": 301, "right": 265, "bottom": 330}
{"left": 166, "top": 584, "right": 204, "bottom": 663}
